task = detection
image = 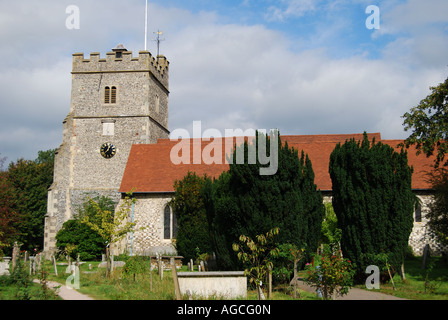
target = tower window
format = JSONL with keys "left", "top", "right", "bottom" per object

{"left": 104, "top": 86, "right": 110, "bottom": 104}
{"left": 104, "top": 86, "right": 117, "bottom": 104}
{"left": 111, "top": 86, "right": 117, "bottom": 104}
{"left": 155, "top": 95, "right": 160, "bottom": 114}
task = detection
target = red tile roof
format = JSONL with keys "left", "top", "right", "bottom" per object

{"left": 119, "top": 133, "right": 437, "bottom": 193}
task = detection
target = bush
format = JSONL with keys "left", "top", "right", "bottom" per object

{"left": 304, "top": 245, "right": 355, "bottom": 300}
{"left": 56, "top": 219, "right": 105, "bottom": 260}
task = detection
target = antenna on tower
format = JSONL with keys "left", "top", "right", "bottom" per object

{"left": 153, "top": 30, "right": 165, "bottom": 56}
{"left": 144, "top": 0, "right": 148, "bottom": 50}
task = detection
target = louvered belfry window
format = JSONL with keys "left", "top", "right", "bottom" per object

{"left": 111, "top": 86, "right": 117, "bottom": 104}
{"left": 104, "top": 86, "right": 110, "bottom": 104}
{"left": 104, "top": 86, "right": 117, "bottom": 104}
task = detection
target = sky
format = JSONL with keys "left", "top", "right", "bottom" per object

{"left": 0, "top": 0, "right": 447, "bottom": 164}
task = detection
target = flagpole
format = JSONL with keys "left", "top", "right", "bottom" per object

{"left": 144, "top": 0, "right": 148, "bottom": 50}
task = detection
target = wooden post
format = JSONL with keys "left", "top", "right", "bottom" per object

{"left": 110, "top": 254, "right": 114, "bottom": 273}
{"left": 149, "top": 257, "right": 153, "bottom": 291}
{"left": 293, "top": 259, "right": 298, "bottom": 299}
{"left": 171, "top": 257, "right": 182, "bottom": 300}
{"left": 268, "top": 266, "right": 272, "bottom": 299}
{"left": 105, "top": 247, "right": 110, "bottom": 278}
{"left": 158, "top": 254, "right": 163, "bottom": 280}
{"left": 52, "top": 255, "right": 58, "bottom": 276}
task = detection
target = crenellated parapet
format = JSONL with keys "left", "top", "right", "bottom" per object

{"left": 72, "top": 49, "right": 169, "bottom": 90}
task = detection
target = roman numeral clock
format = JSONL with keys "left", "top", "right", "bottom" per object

{"left": 100, "top": 142, "right": 116, "bottom": 159}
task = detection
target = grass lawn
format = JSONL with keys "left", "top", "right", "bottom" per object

{"left": 44, "top": 260, "right": 317, "bottom": 300}
{"left": 357, "top": 255, "right": 448, "bottom": 300}
{"left": 4, "top": 255, "right": 445, "bottom": 300}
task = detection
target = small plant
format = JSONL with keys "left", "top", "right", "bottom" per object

{"left": 304, "top": 244, "right": 355, "bottom": 300}
{"left": 424, "top": 258, "right": 440, "bottom": 294}
{"left": 232, "top": 227, "right": 280, "bottom": 300}
{"left": 122, "top": 256, "right": 150, "bottom": 281}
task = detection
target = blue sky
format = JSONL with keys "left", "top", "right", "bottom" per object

{"left": 0, "top": 0, "right": 447, "bottom": 163}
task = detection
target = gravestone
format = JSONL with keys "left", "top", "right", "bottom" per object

{"left": 11, "top": 242, "right": 20, "bottom": 272}
{"left": 422, "top": 244, "right": 431, "bottom": 270}
{"left": 0, "top": 262, "right": 9, "bottom": 276}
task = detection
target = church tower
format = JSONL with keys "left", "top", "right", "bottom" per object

{"left": 43, "top": 45, "right": 170, "bottom": 256}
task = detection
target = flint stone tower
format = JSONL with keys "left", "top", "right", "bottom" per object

{"left": 43, "top": 45, "right": 170, "bottom": 256}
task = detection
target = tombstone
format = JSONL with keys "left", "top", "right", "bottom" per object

{"left": 102, "top": 254, "right": 106, "bottom": 262}
{"left": 11, "top": 242, "right": 20, "bottom": 272}
{"left": 0, "top": 262, "right": 9, "bottom": 276}
{"left": 35, "top": 253, "right": 42, "bottom": 272}
{"left": 29, "top": 256, "right": 35, "bottom": 275}
{"left": 190, "top": 259, "right": 194, "bottom": 271}
{"left": 422, "top": 244, "right": 431, "bottom": 270}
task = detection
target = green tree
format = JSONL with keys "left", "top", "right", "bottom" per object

{"left": 170, "top": 171, "right": 213, "bottom": 263}
{"left": 55, "top": 219, "right": 105, "bottom": 260}
{"left": 5, "top": 149, "right": 55, "bottom": 251}
{"left": 329, "top": 133, "right": 415, "bottom": 281}
{"left": 207, "top": 132, "right": 324, "bottom": 270}
{"left": 402, "top": 76, "right": 448, "bottom": 168}
{"left": 80, "top": 193, "right": 138, "bottom": 276}
{"left": 426, "top": 169, "right": 448, "bottom": 247}
{"left": 320, "top": 202, "right": 341, "bottom": 247}
{"left": 0, "top": 168, "right": 20, "bottom": 255}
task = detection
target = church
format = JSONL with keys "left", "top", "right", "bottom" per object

{"left": 43, "top": 45, "right": 445, "bottom": 259}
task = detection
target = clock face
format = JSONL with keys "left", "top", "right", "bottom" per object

{"left": 100, "top": 143, "right": 116, "bottom": 159}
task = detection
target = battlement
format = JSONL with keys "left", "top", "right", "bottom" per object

{"left": 72, "top": 49, "right": 169, "bottom": 89}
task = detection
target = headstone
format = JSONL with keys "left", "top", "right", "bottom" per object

{"left": 190, "top": 259, "right": 194, "bottom": 271}
{"left": 29, "top": 256, "right": 35, "bottom": 275}
{"left": 11, "top": 242, "right": 20, "bottom": 272}
{"left": 422, "top": 244, "right": 431, "bottom": 270}
{"left": 0, "top": 262, "right": 9, "bottom": 276}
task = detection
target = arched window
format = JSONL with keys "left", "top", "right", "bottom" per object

{"left": 111, "top": 86, "right": 117, "bottom": 104}
{"left": 104, "top": 86, "right": 110, "bottom": 104}
{"left": 155, "top": 95, "right": 160, "bottom": 114}
{"left": 104, "top": 86, "right": 117, "bottom": 104}
{"left": 415, "top": 201, "right": 422, "bottom": 222}
{"left": 163, "top": 205, "right": 178, "bottom": 240}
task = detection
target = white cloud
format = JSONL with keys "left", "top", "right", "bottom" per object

{"left": 1, "top": 0, "right": 447, "bottom": 162}
{"left": 265, "top": 0, "right": 319, "bottom": 22}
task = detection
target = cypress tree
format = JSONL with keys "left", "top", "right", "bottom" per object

{"left": 208, "top": 132, "right": 324, "bottom": 270}
{"left": 329, "top": 133, "right": 415, "bottom": 280}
